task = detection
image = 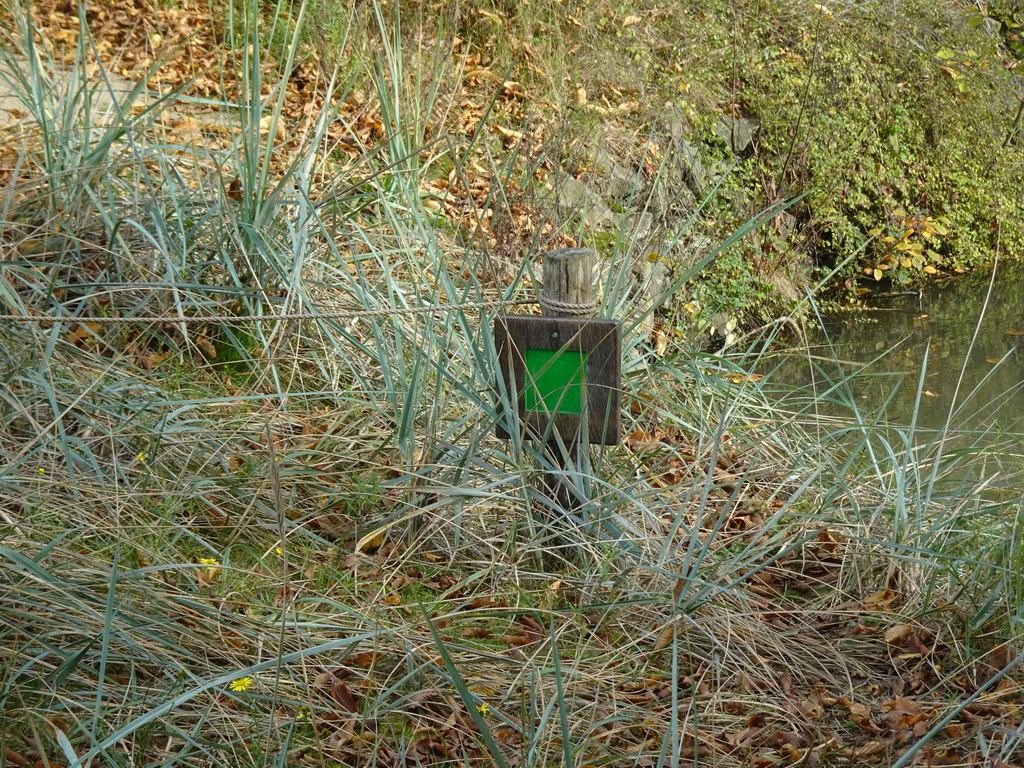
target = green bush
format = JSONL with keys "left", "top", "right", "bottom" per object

{"left": 731, "top": 0, "right": 1023, "bottom": 285}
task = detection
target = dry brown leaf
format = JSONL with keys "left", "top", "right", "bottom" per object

{"left": 652, "top": 621, "right": 676, "bottom": 651}
{"left": 779, "top": 743, "right": 803, "bottom": 762}
{"left": 331, "top": 680, "right": 358, "bottom": 713}
{"left": 850, "top": 740, "right": 886, "bottom": 758}
{"left": 885, "top": 624, "right": 913, "bottom": 646}
{"left": 499, "top": 634, "right": 533, "bottom": 647}
{"left": 923, "top": 747, "right": 962, "bottom": 765}
{"left": 864, "top": 588, "right": 899, "bottom": 607}
{"left": 423, "top": 574, "right": 459, "bottom": 590}
{"left": 67, "top": 321, "right": 102, "bottom": 345}
{"left": 356, "top": 531, "right": 384, "bottom": 553}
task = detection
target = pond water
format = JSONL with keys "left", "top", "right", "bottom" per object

{"left": 770, "top": 261, "right": 1024, "bottom": 439}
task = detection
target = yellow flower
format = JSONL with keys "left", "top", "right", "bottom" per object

{"left": 136, "top": 452, "right": 148, "bottom": 462}
{"left": 198, "top": 558, "right": 220, "bottom": 579}
{"left": 475, "top": 702, "right": 490, "bottom": 716}
{"left": 228, "top": 676, "right": 254, "bottom": 692}
{"left": 37, "top": 467, "right": 45, "bottom": 474}
{"left": 274, "top": 547, "right": 283, "bottom": 556}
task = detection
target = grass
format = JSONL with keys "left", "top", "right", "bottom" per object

{"left": 1, "top": 0, "right": 1023, "bottom": 767}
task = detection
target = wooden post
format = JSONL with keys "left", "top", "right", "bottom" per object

{"left": 539, "top": 248, "right": 600, "bottom": 319}
{"left": 536, "top": 248, "right": 599, "bottom": 555}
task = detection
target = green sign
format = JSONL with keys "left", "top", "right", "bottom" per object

{"left": 494, "top": 315, "right": 621, "bottom": 445}
{"left": 523, "top": 349, "right": 588, "bottom": 415}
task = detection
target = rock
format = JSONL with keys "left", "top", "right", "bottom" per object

{"left": 0, "top": 60, "right": 160, "bottom": 124}
{"left": 626, "top": 211, "right": 654, "bottom": 239}
{"left": 666, "top": 110, "right": 707, "bottom": 194}
{"left": 715, "top": 115, "right": 758, "bottom": 156}
{"left": 604, "top": 164, "right": 637, "bottom": 203}
{"left": 592, "top": 146, "right": 617, "bottom": 173}
{"left": 777, "top": 211, "right": 797, "bottom": 240}
{"left": 624, "top": 213, "right": 658, "bottom": 271}
{"left": 646, "top": 258, "right": 674, "bottom": 304}
{"left": 551, "top": 172, "right": 615, "bottom": 227}
{"left": 649, "top": 175, "right": 697, "bottom": 222}
{"left": 707, "top": 159, "right": 730, "bottom": 188}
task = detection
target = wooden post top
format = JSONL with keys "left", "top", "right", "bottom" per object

{"left": 539, "top": 247, "right": 599, "bottom": 318}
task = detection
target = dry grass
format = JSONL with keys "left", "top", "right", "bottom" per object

{"left": 1, "top": 1, "right": 1023, "bottom": 766}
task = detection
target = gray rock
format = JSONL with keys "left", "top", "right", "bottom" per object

{"left": 707, "top": 159, "right": 730, "bottom": 188}
{"left": 626, "top": 211, "right": 654, "bottom": 239}
{"left": 646, "top": 258, "right": 674, "bottom": 305}
{"left": 777, "top": 211, "right": 797, "bottom": 240}
{"left": 667, "top": 112, "right": 707, "bottom": 193}
{"left": 715, "top": 115, "right": 758, "bottom": 155}
{"left": 604, "top": 164, "right": 637, "bottom": 203}
{"left": 649, "top": 175, "right": 697, "bottom": 221}
{"left": 0, "top": 60, "right": 161, "bottom": 124}
{"left": 592, "top": 146, "right": 617, "bottom": 174}
{"left": 552, "top": 172, "right": 615, "bottom": 227}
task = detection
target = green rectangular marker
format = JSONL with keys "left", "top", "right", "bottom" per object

{"left": 523, "top": 348, "right": 588, "bottom": 415}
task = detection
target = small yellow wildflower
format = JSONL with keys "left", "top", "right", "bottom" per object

{"left": 228, "top": 676, "right": 254, "bottom": 692}
{"left": 38, "top": 467, "right": 45, "bottom": 474}
{"left": 136, "top": 452, "right": 148, "bottom": 462}
{"left": 274, "top": 547, "right": 284, "bottom": 556}
{"left": 475, "top": 702, "right": 490, "bottom": 716}
{"left": 198, "top": 558, "right": 220, "bottom": 579}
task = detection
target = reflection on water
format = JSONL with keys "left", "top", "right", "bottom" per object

{"left": 777, "top": 262, "right": 1024, "bottom": 436}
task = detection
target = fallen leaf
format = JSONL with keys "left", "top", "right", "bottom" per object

{"left": 923, "top": 747, "right": 962, "bottom": 765}
{"left": 622, "top": 15, "right": 641, "bottom": 27}
{"left": 864, "top": 589, "right": 899, "bottom": 607}
{"left": 67, "top": 321, "right": 102, "bottom": 346}
{"left": 849, "top": 740, "right": 886, "bottom": 758}
{"left": 499, "top": 634, "right": 533, "bottom": 647}
{"left": 779, "top": 743, "right": 803, "bottom": 762}
{"left": 885, "top": 624, "right": 913, "bottom": 645}
{"left": 332, "top": 680, "right": 359, "bottom": 713}
{"left": 356, "top": 531, "right": 384, "bottom": 553}
{"left": 652, "top": 621, "right": 676, "bottom": 651}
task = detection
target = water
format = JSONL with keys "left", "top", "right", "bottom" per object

{"left": 773, "top": 261, "right": 1024, "bottom": 438}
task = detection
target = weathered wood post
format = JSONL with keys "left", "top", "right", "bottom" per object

{"left": 538, "top": 247, "right": 600, "bottom": 321}
{"left": 537, "top": 248, "right": 600, "bottom": 543}
{"left": 494, "top": 248, "right": 621, "bottom": 559}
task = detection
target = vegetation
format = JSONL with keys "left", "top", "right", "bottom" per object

{"left": 0, "top": 0, "right": 1022, "bottom": 767}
